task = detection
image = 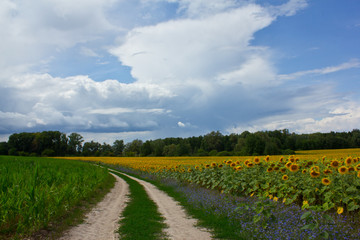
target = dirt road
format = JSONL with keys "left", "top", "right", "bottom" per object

{"left": 60, "top": 170, "right": 212, "bottom": 240}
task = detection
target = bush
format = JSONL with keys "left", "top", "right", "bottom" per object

{"left": 217, "top": 151, "right": 231, "bottom": 156}
{"left": 8, "top": 148, "right": 18, "bottom": 156}
{"left": 282, "top": 149, "right": 295, "bottom": 155}
{"left": 41, "top": 149, "right": 55, "bottom": 157}
{"left": 209, "top": 150, "right": 218, "bottom": 156}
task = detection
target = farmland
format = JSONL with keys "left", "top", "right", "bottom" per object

{"left": 0, "top": 156, "right": 113, "bottom": 239}
{"left": 59, "top": 149, "right": 360, "bottom": 239}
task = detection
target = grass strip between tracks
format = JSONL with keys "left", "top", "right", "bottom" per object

{"left": 110, "top": 170, "right": 168, "bottom": 240}
{"left": 108, "top": 166, "right": 251, "bottom": 239}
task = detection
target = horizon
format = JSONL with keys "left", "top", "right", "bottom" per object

{"left": 1, "top": 0, "right": 360, "bottom": 144}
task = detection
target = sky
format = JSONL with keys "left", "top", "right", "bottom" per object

{"left": 0, "top": 0, "right": 360, "bottom": 144}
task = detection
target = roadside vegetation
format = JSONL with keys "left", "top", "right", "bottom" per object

{"left": 0, "top": 156, "right": 114, "bottom": 239}
{"left": 110, "top": 171, "right": 168, "bottom": 240}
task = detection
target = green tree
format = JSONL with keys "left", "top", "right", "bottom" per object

{"left": 68, "top": 133, "right": 83, "bottom": 154}
{"left": 112, "top": 140, "right": 125, "bottom": 156}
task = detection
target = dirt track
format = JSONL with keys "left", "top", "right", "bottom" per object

{"left": 60, "top": 170, "right": 212, "bottom": 240}
{"left": 59, "top": 173, "right": 129, "bottom": 240}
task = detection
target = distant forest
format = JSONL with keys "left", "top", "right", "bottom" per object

{"left": 1, "top": 129, "right": 360, "bottom": 157}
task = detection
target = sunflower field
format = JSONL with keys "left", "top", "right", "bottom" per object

{"left": 60, "top": 148, "right": 360, "bottom": 214}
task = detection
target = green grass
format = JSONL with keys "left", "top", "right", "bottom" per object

{"left": 0, "top": 156, "right": 114, "bottom": 239}
{"left": 110, "top": 170, "right": 168, "bottom": 240}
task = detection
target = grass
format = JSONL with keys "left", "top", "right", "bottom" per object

{"left": 110, "top": 170, "right": 168, "bottom": 240}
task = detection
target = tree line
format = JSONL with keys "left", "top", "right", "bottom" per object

{"left": 1, "top": 129, "right": 360, "bottom": 157}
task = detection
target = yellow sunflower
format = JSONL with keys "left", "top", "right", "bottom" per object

{"left": 289, "top": 164, "right": 300, "bottom": 172}
{"left": 254, "top": 157, "right": 260, "bottom": 164}
{"left": 310, "top": 166, "right": 320, "bottom": 172}
{"left": 338, "top": 166, "right": 348, "bottom": 175}
{"left": 345, "top": 157, "right": 353, "bottom": 166}
{"left": 302, "top": 169, "right": 307, "bottom": 174}
{"left": 310, "top": 171, "right": 320, "bottom": 178}
{"left": 330, "top": 160, "right": 340, "bottom": 168}
{"left": 355, "top": 163, "right": 360, "bottom": 171}
{"left": 211, "top": 162, "right": 217, "bottom": 167}
{"left": 321, "top": 178, "right": 331, "bottom": 186}
{"left": 280, "top": 167, "right": 287, "bottom": 173}
{"left": 337, "top": 206, "right": 344, "bottom": 214}
{"left": 323, "top": 169, "right": 333, "bottom": 175}
{"left": 267, "top": 167, "right": 273, "bottom": 173}
{"left": 247, "top": 162, "right": 254, "bottom": 168}
{"left": 282, "top": 175, "right": 289, "bottom": 180}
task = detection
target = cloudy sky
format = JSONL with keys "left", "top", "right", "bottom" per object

{"left": 1, "top": 0, "right": 360, "bottom": 144}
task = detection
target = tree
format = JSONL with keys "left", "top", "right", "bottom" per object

{"left": 112, "top": 140, "right": 125, "bottom": 156}
{"left": 201, "top": 131, "right": 224, "bottom": 152}
{"left": 124, "top": 139, "right": 143, "bottom": 156}
{"left": 83, "top": 141, "right": 101, "bottom": 156}
{"left": 68, "top": 133, "right": 84, "bottom": 154}
{"left": 0, "top": 142, "right": 8, "bottom": 155}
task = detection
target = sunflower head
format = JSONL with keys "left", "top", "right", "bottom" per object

{"left": 348, "top": 167, "right": 355, "bottom": 172}
{"left": 205, "top": 164, "right": 210, "bottom": 168}
{"left": 253, "top": 157, "right": 260, "bottom": 164}
{"left": 321, "top": 178, "right": 331, "bottom": 186}
{"left": 274, "top": 166, "right": 280, "bottom": 171}
{"left": 235, "top": 166, "right": 243, "bottom": 171}
{"left": 302, "top": 169, "right": 307, "bottom": 174}
{"left": 285, "top": 162, "right": 292, "bottom": 168}
{"left": 357, "top": 171, "right": 360, "bottom": 178}
{"left": 310, "top": 170, "right": 320, "bottom": 178}
{"left": 337, "top": 206, "right": 344, "bottom": 214}
{"left": 211, "top": 162, "right": 217, "bottom": 167}
{"left": 265, "top": 155, "right": 270, "bottom": 162}
{"left": 187, "top": 168, "right": 192, "bottom": 172}
{"left": 345, "top": 157, "right": 353, "bottom": 166}
{"left": 266, "top": 167, "right": 273, "bottom": 173}
{"left": 323, "top": 169, "right": 333, "bottom": 175}
{"left": 280, "top": 167, "right": 287, "bottom": 173}
{"left": 230, "top": 162, "right": 236, "bottom": 167}
{"left": 310, "top": 166, "right": 320, "bottom": 172}
{"left": 282, "top": 175, "right": 289, "bottom": 181}
{"left": 244, "top": 160, "right": 250, "bottom": 165}
{"left": 279, "top": 156, "right": 284, "bottom": 162}
{"left": 338, "top": 166, "right": 348, "bottom": 175}
{"left": 247, "top": 162, "right": 254, "bottom": 168}
{"left": 236, "top": 160, "right": 240, "bottom": 165}
{"left": 355, "top": 163, "right": 360, "bottom": 171}
{"left": 226, "top": 160, "right": 232, "bottom": 165}
{"left": 218, "top": 164, "right": 223, "bottom": 168}
{"left": 289, "top": 164, "right": 300, "bottom": 172}
{"left": 330, "top": 160, "right": 340, "bottom": 168}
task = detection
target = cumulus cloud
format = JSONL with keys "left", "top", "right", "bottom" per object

{"left": 1, "top": 0, "right": 359, "bottom": 143}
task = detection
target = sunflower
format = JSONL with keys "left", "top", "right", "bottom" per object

{"left": 338, "top": 166, "right": 348, "bottom": 175}
{"left": 230, "top": 162, "right": 236, "bottom": 167}
{"left": 218, "top": 164, "right": 223, "bottom": 168}
{"left": 282, "top": 175, "right": 289, "bottom": 180}
{"left": 289, "top": 164, "right": 300, "bottom": 172}
{"left": 357, "top": 171, "right": 360, "bottom": 178}
{"left": 289, "top": 157, "right": 295, "bottom": 163}
{"left": 323, "top": 169, "right": 333, "bottom": 175}
{"left": 280, "top": 167, "right": 287, "bottom": 173}
{"left": 302, "top": 169, "right": 307, "bottom": 174}
{"left": 273, "top": 197, "right": 278, "bottom": 202}
{"left": 348, "top": 167, "right": 355, "bottom": 173}
{"left": 265, "top": 155, "right": 270, "bottom": 162}
{"left": 310, "top": 166, "right": 320, "bottom": 172}
{"left": 244, "top": 160, "right": 250, "bottom": 165}
{"left": 274, "top": 166, "right": 280, "bottom": 171}
{"left": 267, "top": 167, "right": 273, "bottom": 173}
{"left": 247, "top": 162, "right": 254, "bottom": 168}
{"left": 226, "top": 160, "right": 232, "bottom": 165}
{"left": 345, "top": 157, "right": 353, "bottom": 166}
{"left": 195, "top": 166, "right": 200, "bottom": 170}
{"left": 235, "top": 166, "right": 243, "bottom": 171}
{"left": 279, "top": 156, "right": 284, "bottom": 162}
{"left": 285, "top": 162, "right": 292, "bottom": 168}
{"left": 356, "top": 163, "right": 360, "bottom": 171}
{"left": 211, "top": 162, "right": 217, "bottom": 167}
{"left": 330, "top": 160, "right": 340, "bottom": 168}
{"left": 254, "top": 157, "right": 260, "bottom": 164}
{"left": 236, "top": 161, "right": 240, "bottom": 165}
{"left": 310, "top": 171, "right": 320, "bottom": 178}
{"left": 205, "top": 164, "right": 210, "bottom": 168}
{"left": 321, "top": 178, "right": 331, "bottom": 186}
{"left": 187, "top": 168, "right": 192, "bottom": 172}
{"left": 337, "top": 206, "right": 344, "bottom": 214}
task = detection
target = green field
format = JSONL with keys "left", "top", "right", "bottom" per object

{"left": 0, "top": 156, "right": 113, "bottom": 239}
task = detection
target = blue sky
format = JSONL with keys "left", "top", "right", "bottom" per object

{"left": 0, "top": 0, "right": 359, "bottom": 144}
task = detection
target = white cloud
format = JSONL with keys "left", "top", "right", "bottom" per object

{"left": 278, "top": 59, "right": 360, "bottom": 80}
